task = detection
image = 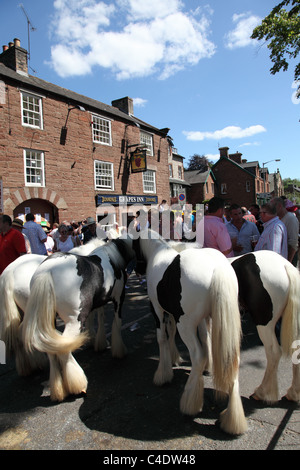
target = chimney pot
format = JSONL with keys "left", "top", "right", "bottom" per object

{"left": 8, "top": 42, "right": 14, "bottom": 48}
{"left": 14, "top": 38, "right": 21, "bottom": 47}
{"left": 2, "top": 45, "right": 8, "bottom": 52}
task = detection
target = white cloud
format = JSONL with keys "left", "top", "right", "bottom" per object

{"left": 239, "top": 141, "right": 261, "bottom": 147}
{"left": 183, "top": 125, "right": 266, "bottom": 141}
{"left": 205, "top": 153, "right": 219, "bottom": 161}
{"left": 133, "top": 97, "right": 148, "bottom": 107}
{"left": 49, "top": 0, "right": 216, "bottom": 79}
{"left": 224, "top": 12, "right": 261, "bottom": 49}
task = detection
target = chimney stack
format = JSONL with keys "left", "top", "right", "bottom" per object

{"left": 111, "top": 97, "right": 134, "bottom": 116}
{"left": 219, "top": 147, "right": 229, "bottom": 158}
{"left": 0, "top": 38, "right": 28, "bottom": 76}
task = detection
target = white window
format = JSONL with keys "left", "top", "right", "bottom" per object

{"left": 24, "top": 149, "right": 45, "bottom": 186}
{"left": 221, "top": 183, "right": 227, "bottom": 194}
{"left": 169, "top": 164, "right": 173, "bottom": 178}
{"left": 94, "top": 160, "right": 114, "bottom": 190}
{"left": 143, "top": 170, "right": 156, "bottom": 193}
{"left": 21, "top": 92, "right": 43, "bottom": 129}
{"left": 92, "top": 115, "right": 112, "bottom": 145}
{"left": 140, "top": 131, "right": 153, "bottom": 156}
{"left": 178, "top": 166, "right": 182, "bottom": 179}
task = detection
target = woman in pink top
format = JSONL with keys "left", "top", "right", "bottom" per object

{"left": 203, "top": 197, "right": 234, "bottom": 257}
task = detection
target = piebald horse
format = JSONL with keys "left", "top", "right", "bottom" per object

{"left": 167, "top": 243, "right": 300, "bottom": 406}
{"left": 21, "top": 237, "right": 135, "bottom": 402}
{"left": 231, "top": 251, "right": 300, "bottom": 404}
{"left": 0, "top": 238, "right": 107, "bottom": 375}
{"left": 133, "top": 229, "right": 247, "bottom": 435}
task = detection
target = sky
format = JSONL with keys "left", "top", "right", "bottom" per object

{"left": 1, "top": 0, "right": 299, "bottom": 180}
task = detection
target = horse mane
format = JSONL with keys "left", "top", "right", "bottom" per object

{"left": 90, "top": 236, "right": 134, "bottom": 270}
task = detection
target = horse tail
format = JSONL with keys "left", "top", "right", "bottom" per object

{"left": 0, "top": 268, "right": 22, "bottom": 355}
{"left": 210, "top": 265, "right": 242, "bottom": 394}
{"left": 22, "top": 272, "right": 88, "bottom": 355}
{"left": 280, "top": 262, "right": 300, "bottom": 357}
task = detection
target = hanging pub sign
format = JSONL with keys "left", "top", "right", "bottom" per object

{"left": 130, "top": 148, "right": 147, "bottom": 173}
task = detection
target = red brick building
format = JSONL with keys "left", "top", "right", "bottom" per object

{"left": 212, "top": 147, "right": 284, "bottom": 207}
{"left": 183, "top": 147, "right": 283, "bottom": 208}
{"left": 0, "top": 38, "right": 171, "bottom": 229}
{"left": 184, "top": 168, "right": 215, "bottom": 206}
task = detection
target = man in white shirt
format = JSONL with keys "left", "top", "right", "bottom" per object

{"left": 271, "top": 197, "right": 299, "bottom": 266}
{"left": 254, "top": 203, "right": 288, "bottom": 259}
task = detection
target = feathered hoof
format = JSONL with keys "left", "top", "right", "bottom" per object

{"left": 216, "top": 412, "right": 248, "bottom": 436}
{"left": 250, "top": 392, "right": 278, "bottom": 405}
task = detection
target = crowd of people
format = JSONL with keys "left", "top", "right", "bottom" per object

{"left": 0, "top": 195, "right": 299, "bottom": 276}
{"left": 201, "top": 196, "right": 299, "bottom": 267}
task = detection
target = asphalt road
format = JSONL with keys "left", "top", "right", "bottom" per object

{"left": 0, "top": 274, "right": 299, "bottom": 451}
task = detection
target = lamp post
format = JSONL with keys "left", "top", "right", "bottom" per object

{"left": 262, "top": 159, "right": 281, "bottom": 196}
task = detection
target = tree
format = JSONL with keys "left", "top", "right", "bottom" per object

{"left": 186, "top": 154, "right": 212, "bottom": 171}
{"left": 251, "top": 0, "right": 300, "bottom": 97}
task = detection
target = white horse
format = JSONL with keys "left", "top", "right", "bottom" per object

{"left": 133, "top": 230, "right": 247, "bottom": 435}
{"left": 167, "top": 242, "right": 300, "bottom": 405}
{"left": 0, "top": 238, "right": 107, "bottom": 375}
{"left": 22, "top": 236, "right": 135, "bottom": 402}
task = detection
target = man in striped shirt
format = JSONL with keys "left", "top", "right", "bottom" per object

{"left": 254, "top": 203, "right": 288, "bottom": 259}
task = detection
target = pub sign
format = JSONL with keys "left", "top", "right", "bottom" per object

{"left": 130, "top": 148, "right": 147, "bottom": 173}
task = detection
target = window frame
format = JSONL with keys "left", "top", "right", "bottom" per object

{"left": 142, "top": 169, "right": 156, "bottom": 193}
{"left": 94, "top": 160, "right": 114, "bottom": 191}
{"left": 91, "top": 114, "right": 112, "bottom": 146}
{"left": 21, "top": 91, "right": 43, "bottom": 129}
{"left": 221, "top": 183, "right": 227, "bottom": 194}
{"left": 23, "top": 148, "right": 45, "bottom": 187}
{"left": 140, "top": 131, "right": 153, "bottom": 156}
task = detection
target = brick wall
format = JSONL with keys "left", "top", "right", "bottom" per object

{"left": 0, "top": 81, "right": 170, "bottom": 226}
{"left": 213, "top": 158, "right": 256, "bottom": 208}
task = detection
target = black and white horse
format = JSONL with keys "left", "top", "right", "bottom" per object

{"left": 0, "top": 238, "right": 107, "bottom": 375}
{"left": 231, "top": 251, "right": 300, "bottom": 404}
{"left": 133, "top": 230, "right": 247, "bottom": 435}
{"left": 167, "top": 242, "right": 300, "bottom": 406}
{"left": 22, "top": 237, "right": 135, "bottom": 402}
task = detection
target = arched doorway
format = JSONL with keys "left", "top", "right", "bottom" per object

{"left": 13, "top": 198, "right": 58, "bottom": 228}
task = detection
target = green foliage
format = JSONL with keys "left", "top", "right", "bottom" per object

{"left": 251, "top": 0, "right": 300, "bottom": 97}
{"left": 283, "top": 177, "right": 300, "bottom": 203}
{"left": 185, "top": 154, "right": 212, "bottom": 171}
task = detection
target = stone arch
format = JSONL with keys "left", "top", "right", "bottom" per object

{"left": 8, "top": 187, "right": 68, "bottom": 226}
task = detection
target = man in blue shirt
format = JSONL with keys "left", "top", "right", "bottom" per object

{"left": 226, "top": 204, "right": 260, "bottom": 256}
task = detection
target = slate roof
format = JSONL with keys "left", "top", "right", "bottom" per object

{"left": 184, "top": 169, "right": 214, "bottom": 184}
{"left": 0, "top": 63, "right": 168, "bottom": 136}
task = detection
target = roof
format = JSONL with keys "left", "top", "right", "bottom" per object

{"left": 0, "top": 63, "right": 168, "bottom": 136}
{"left": 169, "top": 177, "right": 190, "bottom": 186}
{"left": 184, "top": 169, "right": 215, "bottom": 184}
{"left": 212, "top": 157, "right": 257, "bottom": 178}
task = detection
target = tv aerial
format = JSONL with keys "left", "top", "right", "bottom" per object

{"left": 19, "top": 3, "right": 37, "bottom": 72}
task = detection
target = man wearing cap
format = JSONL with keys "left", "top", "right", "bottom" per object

{"left": 12, "top": 218, "right": 31, "bottom": 253}
{"left": 83, "top": 217, "right": 97, "bottom": 244}
{"left": 0, "top": 214, "right": 26, "bottom": 274}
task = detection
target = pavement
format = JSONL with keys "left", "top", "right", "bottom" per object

{"left": 0, "top": 274, "right": 299, "bottom": 451}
